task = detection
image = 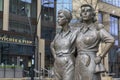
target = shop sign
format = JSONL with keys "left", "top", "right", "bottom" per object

{"left": 0, "top": 35, "right": 33, "bottom": 45}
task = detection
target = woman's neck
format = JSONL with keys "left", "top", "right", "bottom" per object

{"left": 83, "top": 20, "right": 92, "bottom": 25}
{"left": 62, "top": 24, "right": 69, "bottom": 32}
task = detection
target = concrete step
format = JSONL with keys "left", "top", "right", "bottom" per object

{"left": 0, "top": 77, "right": 55, "bottom": 80}
{"left": 101, "top": 76, "right": 112, "bottom": 80}
{"left": 0, "top": 77, "right": 113, "bottom": 80}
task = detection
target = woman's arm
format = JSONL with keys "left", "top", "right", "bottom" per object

{"left": 99, "top": 42, "right": 114, "bottom": 58}
{"left": 95, "top": 42, "right": 114, "bottom": 64}
{"left": 95, "top": 24, "right": 115, "bottom": 64}
{"left": 50, "top": 41, "right": 56, "bottom": 59}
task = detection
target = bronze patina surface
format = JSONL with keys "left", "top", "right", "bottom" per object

{"left": 51, "top": 4, "right": 114, "bottom": 80}
{"left": 50, "top": 9, "right": 77, "bottom": 80}
{"left": 75, "top": 4, "right": 114, "bottom": 80}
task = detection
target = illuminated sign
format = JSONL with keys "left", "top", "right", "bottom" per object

{"left": 0, "top": 31, "right": 34, "bottom": 45}
{"left": 0, "top": 36, "right": 33, "bottom": 45}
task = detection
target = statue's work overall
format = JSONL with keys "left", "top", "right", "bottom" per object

{"left": 50, "top": 9, "right": 77, "bottom": 80}
{"left": 75, "top": 4, "right": 115, "bottom": 80}
{"left": 50, "top": 4, "right": 114, "bottom": 80}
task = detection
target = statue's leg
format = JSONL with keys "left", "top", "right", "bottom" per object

{"left": 63, "top": 57, "right": 75, "bottom": 80}
{"left": 54, "top": 59, "right": 62, "bottom": 80}
{"left": 54, "top": 68, "right": 62, "bottom": 80}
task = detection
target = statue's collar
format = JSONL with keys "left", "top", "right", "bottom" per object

{"left": 80, "top": 23, "right": 95, "bottom": 33}
{"left": 59, "top": 27, "right": 72, "bottom": 37}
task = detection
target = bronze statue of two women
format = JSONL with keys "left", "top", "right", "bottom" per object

{"left": 50, "top": 4, "right": 115, "bottom": 80}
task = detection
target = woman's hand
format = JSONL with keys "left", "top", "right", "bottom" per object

{"left": 94, "top": 56, "right": 102, "bottom": 64}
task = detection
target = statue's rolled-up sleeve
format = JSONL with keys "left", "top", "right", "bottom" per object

{"left": 99, "top": 29, "right": 115, "bottom": 43}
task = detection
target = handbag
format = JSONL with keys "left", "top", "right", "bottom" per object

{"left": 94, "top": 63, "right": 106, "bottom": 74}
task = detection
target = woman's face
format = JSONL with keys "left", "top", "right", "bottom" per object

{"left": 57, "top": 12, "right": 67, "bottom": 26}
{"left": 81, "top": 6, "right": 93, "bottom": 21}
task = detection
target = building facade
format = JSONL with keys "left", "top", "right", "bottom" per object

{"left": 0, "top": 0, "right": 41, "bottom": 77}
{"left": 0, "top": 0, "right": 56, "bottom": 78}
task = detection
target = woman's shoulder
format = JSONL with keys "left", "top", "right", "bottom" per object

{"left": 70, "top": 25, "right": 83, "bottom": 31}
{"left": 70, "top": 26, "right": 80, "bottom": 34}
{"left": 95, "top": 23, "right": 104, "bottom": 31}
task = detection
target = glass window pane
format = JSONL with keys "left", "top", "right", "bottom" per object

{"left": 57, "top": 4, "right": 63, "bottom": 11}
{"left": 98, "top": 13, "right": 103, "bottom": 23}
{"left": 57, "top": 0, "right": 63, "bottom": 3}
{"left": 63, "top": 0, "right": 72, "bottom": 3}
{"left": 56, "top": 2, "right": 72, "bottom": 11}
{"left": 110, "top": 16, "right": 119, "bottom": 46}
{"left": 0, "top": 0, "right": 3, "bottom": 11}
{"left": 63, "top": 4, "right": 70, "bottom": 9}
{"left": 21, "top": 0, "right": 31, "bottom": 3}
{"left": 56, "top": 0, "right": 72, "bottom": 32}
{"left": 0, "top": 0, "right": 3, "bottom": 30}
{"left": 9, "top": 0, "right": 37, "bottom": 34}
{"left": 101, "top": 0, "right": 120, "bottom": 7}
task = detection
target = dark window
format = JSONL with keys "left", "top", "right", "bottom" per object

{"left": 41, "top": 27, "right": 55, "bottom": 40}
{"left": 9, "top": 0, "right": 32, "bottom": 16}
{"left": 98, "top": 12, "right": 103, "bottom": 23}
{"left": 0, "top": 43, "right": 34, "bottom": 55}
{"left": 9, "top": 0, "right": 37, "bottom": 35}
{"left": 110, "top": 16, "right": 119, "bottom": 46}
{"left": 0, "top": 0, "right": 3, "bottom": 30}
{"left": 109, "top": 15, "right": 119, "bottom": 77}
{"left": 41, "top": 0, "right": 56, "bottom": 69}
{"left": 41, "top": 0, "right": 55, "bottom": 22}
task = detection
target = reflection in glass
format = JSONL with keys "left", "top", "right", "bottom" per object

{"left": 110, "top": 16, "right": 119, "bottom": 46}
{"left": 56, "top": 0, "right": 72, "bottom": 22}
{"left": 21, "top": 0, "right": 32, "bottom": 3}
{"left": 0, "top": 0, "right": 3, "bottom": 11}
{"left": 109, "top": 15, "right": 119, "bottom": 78}
{"left": 101, "top": 0, "right": 120, "bottom": 7}
{"left": 42, "top": 0, "right": 54, "bottom": 8}
{"left": 9, "top": 0, "right": 31, "bottom": 16}
{"left": 98, "top": 12, "right": 103, "bottom": 23}
{"left": 0, "top": 0, "right": 3, "bottom": 30}
{"left": 56, "top": 0, "right": 72, "bottom": 11}
{"left": 9, "top": 0, "right": 37, "bottom": 35}
{"left": 41, "top": 0, "right": 56, "bottom": 70}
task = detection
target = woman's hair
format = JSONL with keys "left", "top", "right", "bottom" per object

{"left": 58, "top": 9, "right": 72, "bottom": 23}
{"left": 80, "top": 4, "right": 97, "bottom": 22}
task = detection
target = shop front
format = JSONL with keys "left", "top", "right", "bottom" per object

{"left": 0, "top": 30, "right": 35, "bottom": 78}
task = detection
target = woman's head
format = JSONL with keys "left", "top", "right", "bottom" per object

{"left": 57, "top": 9, "right": 72, "bottom": 26}
{"left": 80, "top": 4, "right": 96, "bottom": 22}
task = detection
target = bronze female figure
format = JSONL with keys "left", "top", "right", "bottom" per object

{"left": 75, "top": 4, "right": 115, "bottom": 80}
{"left": 50, "top": 9, "right": 77, "bottom": 80}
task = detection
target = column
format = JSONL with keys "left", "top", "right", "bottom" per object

{"left": 37, "top": 0, "right": 45, "bottom": 70}
{"left": 3, "top": 0, "right": 9, "bottom": 30}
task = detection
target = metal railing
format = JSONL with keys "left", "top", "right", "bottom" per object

{"left": 33, "top": 68, "right": 54, "bottom": 80}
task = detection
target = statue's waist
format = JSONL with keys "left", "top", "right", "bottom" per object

{"left": 56, "top": 52, "right": 72, "bottom": 57}
{"left": 77, "top": 51, "right": 97, "bottom": 56}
